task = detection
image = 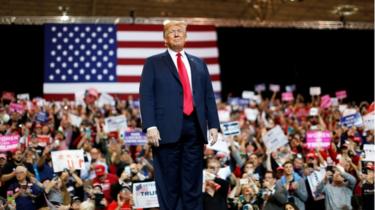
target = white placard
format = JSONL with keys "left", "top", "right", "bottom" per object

{"left": 218, "top": 110, "right": 230, "bottom": 122}
{"left": 262, "top": 125, "right": 288, "bottom": 153}
{"left": 363, "top": 112, "right": 375, "bottom": 131}
{"left": 331, "top": 97, "right": 339, "bottom": 106}
{"left": 207, "top": 133, "right": 229, "bottom": 153}
{"left": 310, "top": 87, "right": 321, "bottom": 96}
{"left": 220, "top": 121, "right": 240, "bottom": 136}
{"left": 342, "top": 108, "right": 357, "bottom": 117}
{"left": 309, "top": 107, "right": 319, "bottom": 116}
{"left": 363, "top": 144, "right": 375, "bottom": 161}
{"left": 245, "top": 108, "right": 259, "bottom": 121}
{"left": 133, "top": 181, "right": 159, "bottom": 209}
{"left": 74, "top": 91, "right": 85, "bottom": 106}
{"left": 104, "top": 115, "right": 127, "bottom": 132}
{"left": 307, "top": 168, "right": 326, "bottom": 200}
{"left": 51, "top": 150, "right": 84, "bottom": 172}
{"left": 338, "top": 105, "right": 348, "bottom": 113}
{"left": 98, "top": 93, "right": 115, "bottom": 107}
{"left": 269, "top": 84, "right": 280, "bottom": 92}
{"left": 68, "top": 113, "right": 82, "bottom": 128}
{"left": 242, "top": 91, "right": 255, "bottom": 99}
{"left": 17, "top": 93, "right": 30, "bottom": 101}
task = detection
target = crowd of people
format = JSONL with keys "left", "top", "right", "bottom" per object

{"left": 0, "top": 89, "right": 373, "bottom": 210}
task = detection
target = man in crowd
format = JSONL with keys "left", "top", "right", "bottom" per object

{"left": 315, "top": 165, "right": 356, "bottom": 210}
{"left": 275, "top": 161, "right": 308, "bottom": 210}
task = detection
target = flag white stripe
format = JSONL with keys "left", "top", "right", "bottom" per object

{"left": 117, "top": 48, "right": 219, "bottom": 59}
{"left": 44, "top": 81, "right": 221, "bottom": 94}
{"left": 117, "top": 64, "right": 220, "bottom": 76}
{"left": 117, "top": 31, "right": 217, "bottom": 42}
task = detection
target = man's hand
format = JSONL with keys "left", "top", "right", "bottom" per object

{"left": 209, "top": 128, "right": 218, "bottom": 146}
{"left": 147, "top": 127, "right": 161, "bottom": 147}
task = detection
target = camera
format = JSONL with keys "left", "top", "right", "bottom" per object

{"left": 94, "top": 193, "right": 105, "bottom": 208}
{"left": 327, "top": 176, "right": 333, "bottom": 183}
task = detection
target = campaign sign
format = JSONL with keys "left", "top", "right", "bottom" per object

{"left": 51, "top": 150, "right": 84, "bottom": 172}
{"left": 363, "top": 144, "right": 375, "bottom": 161}
{"left": 36, "top": 112, "right": 48, "bottom": 123}
{"left": 104, "top": 115, "right": 127, "bottom": 132}
{"left": 9, "top": 103, "right": 24, "bottom": 114}
{"left": 335, "top": 90, "right": 347, "bottom": 100}
{"left": 310, "top": 87, "right": 321, "bottom": 96}
{"left": 363, "top": 112, "right": 374, "bottom": 131}
{"left": 285, "top": 85, "right": 296, "bottom": 92}
{"left": 320, "top": 95, "right": 332, "bottom": 109}
{"left": 282, "top": 92, "right": 294, "bottom": 101}
{"left": 255, "top": 83, "right": 266, "bottom": 92}
{"left": 269, "top": 84, "right": 280, "bottom": 92}
{"left": 133, "top": 181, "right": 159, "bottom": 209}
{"left": 0, "top": 135, "right": 19, "bottom": 152}
{"left": 262, "top": 125, "right": 288, "bottom": 153}
{"left": 16, "top": 93, "right": 30, "bottom": 101}
{"left": 220, "top": 121, "right": 240, "bottom": 136}
{"left": 306, "top": 131, "right": 331, "bottom": 149}
{"left": 242, "top": 91, "right": 255, "bottom": 100}
{"left": 340, "top": 113, "right": 363, "bottom": 127}
{"left": 124, "top": 131, "right": 147, "bottom": 146}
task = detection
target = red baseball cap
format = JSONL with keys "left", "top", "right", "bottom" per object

{"left": 352, "top": 136, "right": 361, "bottom": 144}
{"left": 306, "top": 153, "right": 317, "bottom": 159}
{"left": 95, "top": 164, "right": 106, "bottom": 176}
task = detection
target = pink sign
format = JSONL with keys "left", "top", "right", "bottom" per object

{"left": 282, "top": 92, "right": 294, "bottom": 101}
{"left": 306, "top": 131, "right": 331, "bottom": 149}
{"left": 0, "top": 135, "right": 19, "bottom": 152}
{"left": 9, "top": 103, "right": 24, "bottom": 114}
{"left": 320, "top": 95, "right": 332, "bottom": 109}
{"left": 335, "top": 90, "right": 347, "bottom": 100}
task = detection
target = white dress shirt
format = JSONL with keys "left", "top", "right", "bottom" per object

{"left": 167, "top": 48, "right": 193, "bottom": 91}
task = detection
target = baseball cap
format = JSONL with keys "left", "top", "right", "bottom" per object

{"left": 95, "top": 164, "right": 106, "bottom": 176}
{"left": 306, "top": 153, "right": 317, "bottom": 159}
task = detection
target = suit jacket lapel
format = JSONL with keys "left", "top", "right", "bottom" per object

{"left": 186, "top": 53, "right": 199, "bottom": 103}
{"left": 161, "top": 50, "right": 181, "bottom": 85}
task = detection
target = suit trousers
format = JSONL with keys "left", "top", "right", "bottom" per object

{"left": 152, "top": 111, "right": 204, "bottom": 210}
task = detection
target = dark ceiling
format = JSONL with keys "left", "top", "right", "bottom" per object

{"left": 0, "top": 0, "right": 373, "bottom": 22}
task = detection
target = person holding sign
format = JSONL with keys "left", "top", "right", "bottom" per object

{"left": 139, "top": 20, "right": 220, "bottom": 210}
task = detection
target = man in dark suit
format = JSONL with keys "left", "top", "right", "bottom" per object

{"left": 139, "top": 20, "right": 220, "bottom": 210}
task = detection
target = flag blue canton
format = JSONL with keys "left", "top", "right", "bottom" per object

{"left": 44, "top": 24, "right": 117, "bottom": 83}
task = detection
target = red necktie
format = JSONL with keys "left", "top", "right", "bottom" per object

{"left": 176, "top": 53, "right": 193, "bottom": 115}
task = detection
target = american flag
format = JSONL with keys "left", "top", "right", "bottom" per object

{"left": 43, "top": 24, "right": 221, "bottom": 100}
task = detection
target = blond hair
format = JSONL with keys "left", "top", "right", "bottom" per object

{"left": 163, "top": 20, "right": 187, "bottom": 37}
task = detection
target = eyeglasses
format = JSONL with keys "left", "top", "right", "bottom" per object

{"left": 208, "top": 166, "right": 220, "bottom": 170}
{"left": 166, "top": 29, "right": 186, "bottom": 36}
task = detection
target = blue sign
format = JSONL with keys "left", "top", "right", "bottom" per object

{"left": 124, "top": 131, "right": 147, "bottom": 145}
{"left": 340, "top": 113, "right": 363, "bottom": 128}
{"left": 220, "top": 121, "right": 240, "bottom": 136}
{"left": 36, "top": 112, "right": 48, "bottom": 123}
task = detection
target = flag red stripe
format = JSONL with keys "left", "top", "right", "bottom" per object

{"left": 117, "top": 57, "right": 219, "bottom": 65}
{"left": 117, "top": 24, "right": 215, "bottom": 32}
{"left": 117, "top": 74, "right": 220, "bottom": 82}
{"left": 117, "top": 41, "right": 217, "bottom": 48}
{"left": 44, "top": 93, "right": 140, "bottom": 101}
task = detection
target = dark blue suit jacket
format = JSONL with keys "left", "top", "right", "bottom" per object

{"left": 139, "top": 50, "right": 220, "bottom": 144}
